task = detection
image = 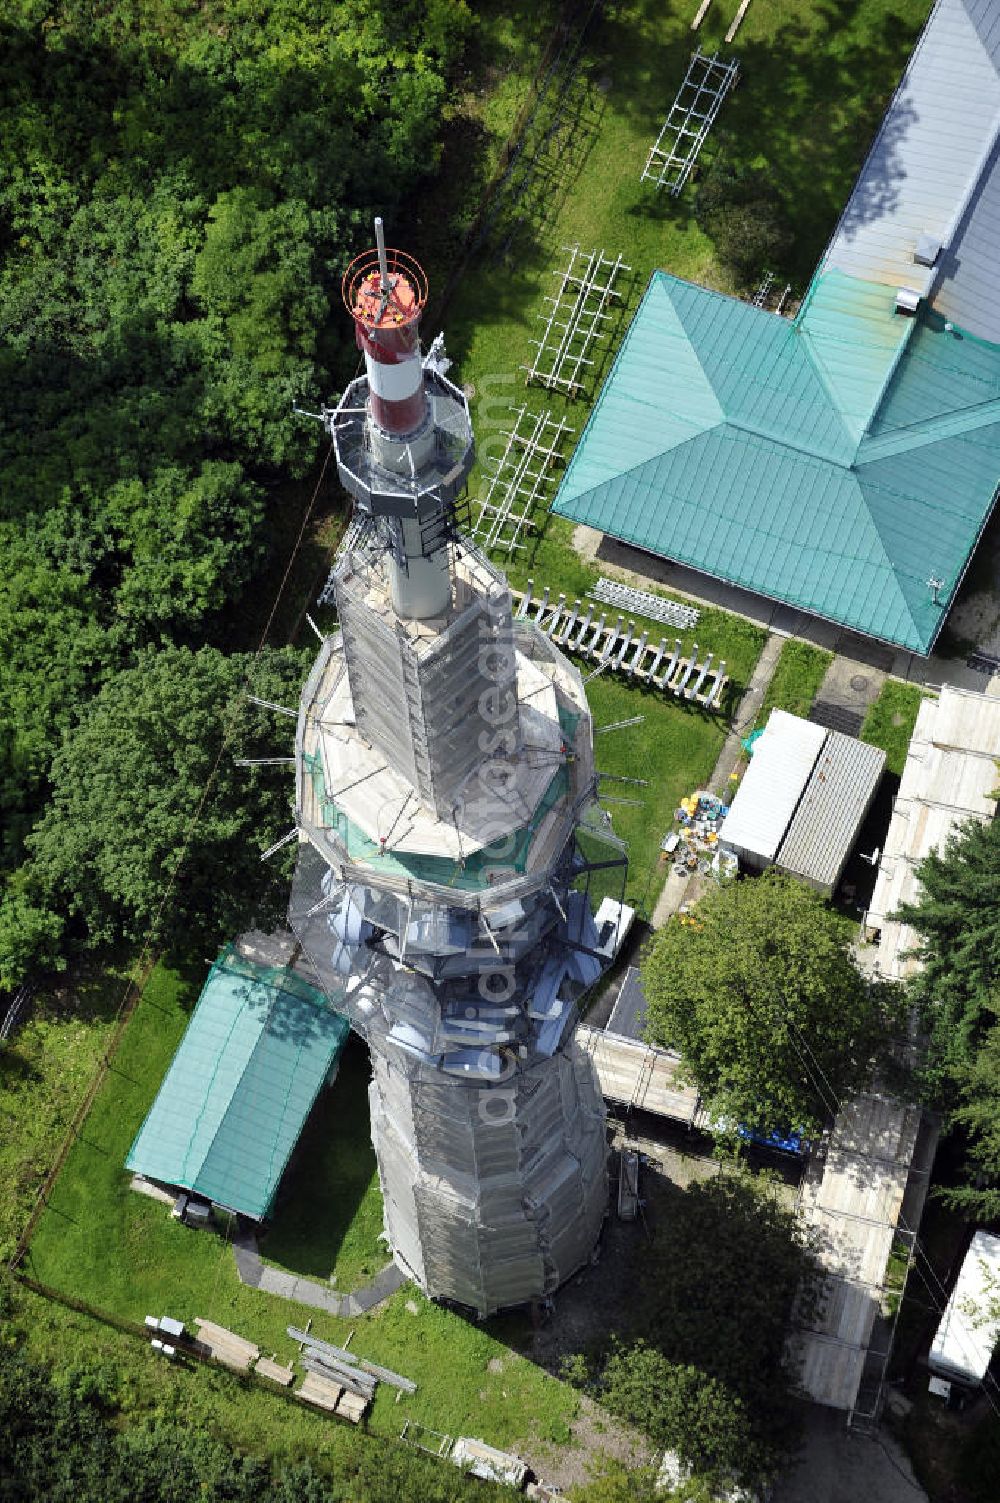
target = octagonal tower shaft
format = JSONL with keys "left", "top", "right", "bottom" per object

{"left": 291, "top": 227, "right": 627, "bottom": 1316}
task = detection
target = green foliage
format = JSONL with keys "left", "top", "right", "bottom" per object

{"left": 695, "top": 156, "right": 792, "bottom": 286}
{"left": 946, "top": 1008, "right": 1000, "bottom": 1218}
{"left": 11, "top": 644, "right": 309, "bottom": 974}
{"left": 569, "top": 1459, "right": 670, "bottom": 1502}
{"left": 0, "top": 889, "right": 65, "bottom": 993}
{"left": 898, "top": 817, "right": 1000, "bottom": 1097}
{"left": 0, "top": 1346, "right": 498, "bottom": 1503}
{"left": 755, "top": 640, "right": 832, "bottom": 727}
{"left": 0, "top": 0, "right": 470, "bottom": 891}
{"left": 643, "top": 871, "right": 904, "bottom": 1134}
{"left": 576, "top": 1171, "right": 813, "bottom": 1490}
{"left": 861, "top": 680, "right": 927, "bottom": 776}
{"left": 601, "top": 1342, "right": 752, "bottom": 1479}
{"left": 958, "top": 1412, "right": 1000, "bottom": 1503}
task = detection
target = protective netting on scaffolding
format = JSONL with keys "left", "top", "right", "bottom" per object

{"left": 471, "top": 405, "right": 574, "bottom": 554}
{"left": 641, "top": 49, "right": 739, "bottom": 195}
{"left": 524, "top": 244, "right": 630, "bottom": 396}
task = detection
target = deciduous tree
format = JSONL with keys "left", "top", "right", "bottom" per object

{"left": 642, "top": 871, "right": 902, "bottom": 1134}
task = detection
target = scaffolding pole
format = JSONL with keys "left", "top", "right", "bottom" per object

{"left": 472, "top": 405, "right": 574, "bottom": 554}
{"left": 524, "top": 244, "right": 630, "bottom": 395}
{"left": 641, "top": 50, "right": 739, "bottom": 195}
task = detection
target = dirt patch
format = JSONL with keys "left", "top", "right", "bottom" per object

{"left": 527, "top": 1393, "right": 654, "bottom": 1492}
{"left": 948, "top": 589, "right": 1000, "bottom": 654}
{"left": 508, "top": 1122, "right": 727, "bottom": 1488}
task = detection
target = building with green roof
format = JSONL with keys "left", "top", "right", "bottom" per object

{"left": 126, "top": 942, "right": 349, "bottom": 1220}
{"left": 554, "top": 0, "right": 1000, "bottom": 656}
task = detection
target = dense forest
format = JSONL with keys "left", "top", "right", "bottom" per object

{"left": 0, "top": 0, "right": 475, "bottom": 984}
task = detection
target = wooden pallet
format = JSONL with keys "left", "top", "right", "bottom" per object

{"left": 193, "top": 1318, "right": 259, "bottom": 1373}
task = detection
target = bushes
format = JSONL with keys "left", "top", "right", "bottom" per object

{"left": 695, "top": 159, "right": 792, "bottom": 286}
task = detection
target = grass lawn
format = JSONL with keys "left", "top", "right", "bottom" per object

{"left": 23, "top": 963, "right": 578, "bottom": 1460}
{"left": 754, "top": 640, "right": 832, "bottom": 729}
{"left": 861, "top": 679, "right": 928, "bottom": 776}
{"left": 0, "top": 961, "right": 131, "bottom": 1262}
{"left": 260, "top": 1039, "right": 385, "bottom": 1290}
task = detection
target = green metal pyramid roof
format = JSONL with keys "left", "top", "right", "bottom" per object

{"left": 553, "top": 270, "right": 1000, "bottom": 655}
{"left": 126, "top": 944, "right": 349, "bottom": 1219}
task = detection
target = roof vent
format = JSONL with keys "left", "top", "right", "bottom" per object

{"left": 914, "top": 233, "right": 942, "bottom": 268}
{"left": 895, "top": 287, "right": 921, "bottom": 316}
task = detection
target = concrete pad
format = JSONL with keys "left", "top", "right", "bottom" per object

{"left": 771, "top": 1409, "right": 927, "bottom": 1503}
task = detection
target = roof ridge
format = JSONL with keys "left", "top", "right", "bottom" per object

{"left": 859, "top": 392, "right": 1000, "bottom": 461}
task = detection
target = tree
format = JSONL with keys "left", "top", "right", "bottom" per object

{"left": 642, "top": 871, "right": 903, "bottom": 1135}
{"left": 12, "top": 644, "right": 309, "bottom": 978}
{"left": 565, "top": 1171, "right": 815, "bottom": 1492}
{"left": 893, "top": 817, "right": 1000, "bottom": 1214}
{"left": 896, "top": 816, "right": 1000, "bottom": 1102}
{"left": 695, "top": 159, "right": 791, "bottom": 285}
{"left": 600, "top": 1343, "right": 752, "bottom": 1481}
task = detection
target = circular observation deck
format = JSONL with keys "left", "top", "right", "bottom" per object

{"left": 343, "top": 247, "right": 429, "bottom": 331}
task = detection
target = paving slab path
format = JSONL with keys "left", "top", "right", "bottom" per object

{"left": 231, "top": 1221, "right": 406, "bottom": 1316}
{"left": 650, "top": 631, "right": 783, "bottom": 928}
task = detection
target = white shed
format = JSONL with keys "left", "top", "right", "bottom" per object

{"left": 929, "top": 1230, "right": 1000, "bottom": 1386}
{"left": 721, "top": 709, "right": 885, "bottom": 896}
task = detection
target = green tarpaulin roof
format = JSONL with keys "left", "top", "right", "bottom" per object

{"left": 126, "top": 944, "right": 349, "bottom": 1219}
{"left": 553, "top": 269, "right": 1000, "bottom": 655}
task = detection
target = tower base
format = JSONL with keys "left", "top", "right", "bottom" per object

{"left": 369, "top": 1043, "right": 608, "bottom": 1316}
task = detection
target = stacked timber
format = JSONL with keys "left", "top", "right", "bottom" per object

{"left": 192, "top": 1318, "right": 260, "bottom": 1373}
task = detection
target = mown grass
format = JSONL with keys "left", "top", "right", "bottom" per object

{"left": 23, "top": 963, "right": 577, "bottom": 1457}
{"left": 0, "top": 961, "right": 132, "bottom": 1262}
{"left": 754, "top": 640, "right": 832, "bottom": 728}
{"left": 861, "top": 679, "right": 928, "bottom": 776}
{"left": 261, "top": 1040, "right": 385, "bottom": 1290}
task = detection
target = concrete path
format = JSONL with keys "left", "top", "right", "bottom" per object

{"left": 231, "top": 1221, "right": 406, "bottom": 1316}
{"left": 771, "top": 1409, "right": 927, "bottom": 1503}
{"left": 649, "top": 632, "right": 783, "bottom": 928}
{"left": 811, "top": 653, "right": 886, "bottom": 736}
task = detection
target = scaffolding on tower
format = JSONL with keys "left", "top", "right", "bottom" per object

{"left": 641, "top": 49, "right": 739, "bottom": 194}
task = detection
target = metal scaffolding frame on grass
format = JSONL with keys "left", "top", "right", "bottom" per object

{"left": 587, "top": 576, "right": 699, "bottom": 630}
{"left": 524, "top": 245, "right": 630, "bottom": 396}
{"left": 472, "top": 405, "right": 574, "bottom": 554}
{"left": 641, "top": 49, "right": 740, "bottom": 195}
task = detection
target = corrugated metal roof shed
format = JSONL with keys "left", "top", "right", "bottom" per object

{"left": 553, "top": 0, "right": 1000, "bottom": 655}
{"left": 720, "top": 710, "right": 826, "bottom": 864}
{"left": 126, "top": 944, "right": 350, "bottom": 1219}
{"left": 777, "top": 731, "right": 886, "bottom": 893}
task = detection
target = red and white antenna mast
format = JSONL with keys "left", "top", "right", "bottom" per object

{"left": 326, "top": 219, "right": 474, "bottom": 620}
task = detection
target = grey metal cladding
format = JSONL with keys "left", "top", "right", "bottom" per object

{"left": 934, "top": 132, "right": 1000, "bottom": 342}
{"left": 823, "top": 0, "right": 1000, "bottom": 331}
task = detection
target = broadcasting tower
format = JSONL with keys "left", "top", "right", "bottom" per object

{"left": 289, "top": 221, "right": 627, "bottom": 1315}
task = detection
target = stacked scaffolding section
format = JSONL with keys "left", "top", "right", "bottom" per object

{"left": 641, "top": 50, "right": 739, "bottom": 194}
{"left": 525, "top": 246, "right": 630, "bottom": 395}
{"left": 292, "top": 585, "right": 626, "bottom": 1315}
{"left": 291, "top": 225, "right": 627, "bottom": 1316}
{"left": 472, "top": 407, "right": 574, "bottom": 554}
